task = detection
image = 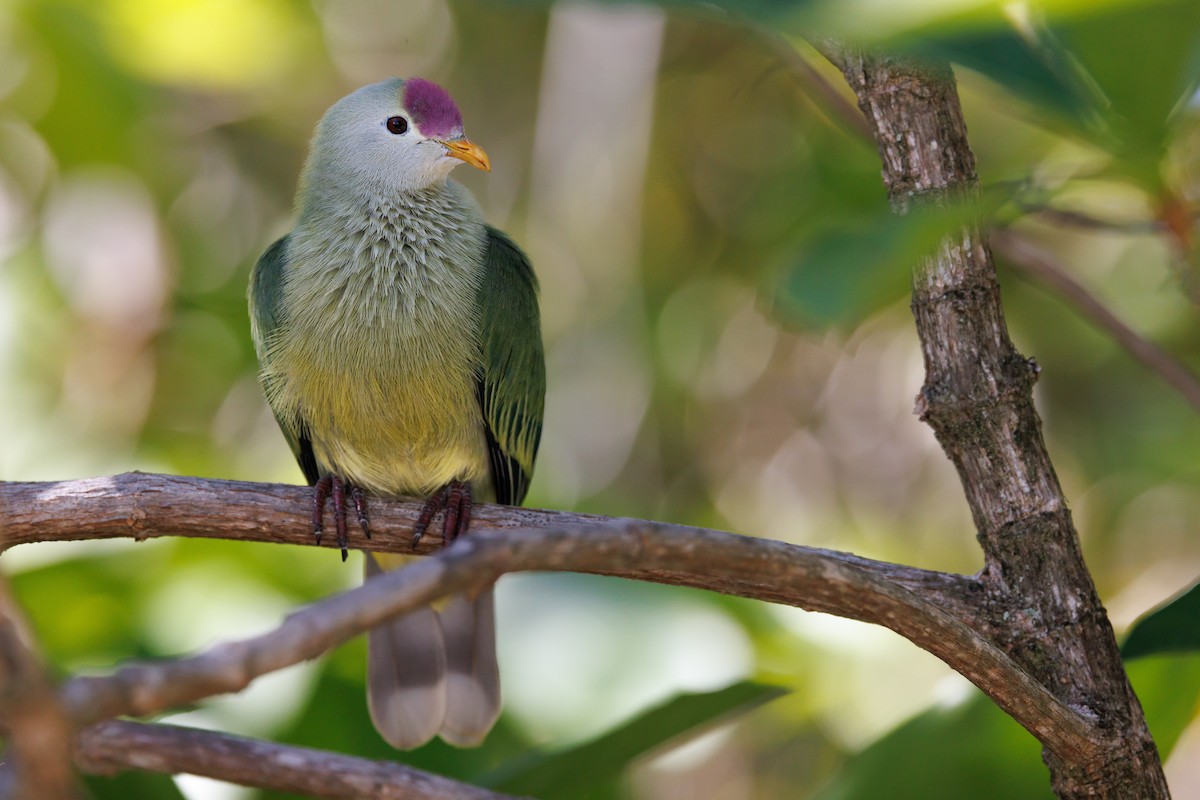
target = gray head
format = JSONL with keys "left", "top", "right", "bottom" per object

{"left": 302, "top": 77, "right": 490, "bottom": 197}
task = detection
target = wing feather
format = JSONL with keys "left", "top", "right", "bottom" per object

{"left": 476, "top": 228, "right": 545, "bottom": 506}
{"left": 249, "top": 235, "right": 320, "bottom": 486}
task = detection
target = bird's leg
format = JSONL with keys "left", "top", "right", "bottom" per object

{"left": 312, "top": 475, "right": 370, "bottom": 561}
{"left": 411, "top": 479, "right": 472, "bottom": 549}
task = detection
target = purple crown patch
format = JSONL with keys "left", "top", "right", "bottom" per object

{"left": 403, "top": 78, "right": 464, "bottom": 139}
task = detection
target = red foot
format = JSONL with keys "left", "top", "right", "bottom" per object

{"left": 313, "top": 475, "right": 371, "bottom": 561}
{"left": 411, "top": 480, "right": 472, "bottom": 549}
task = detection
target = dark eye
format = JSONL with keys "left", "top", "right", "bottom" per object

{"left": 386, "top": 116, "right": 408, "bottom": 135}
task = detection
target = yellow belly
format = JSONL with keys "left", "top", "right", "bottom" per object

{"left": 283, "top": 354, "right": 491, "bottom": 497}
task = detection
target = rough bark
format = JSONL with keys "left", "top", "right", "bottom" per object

{"left": 829, "top": 49, "right": 1168, "bottom": 798}
{"left": 0, "top": 472, "right": 978, "bottom": 619}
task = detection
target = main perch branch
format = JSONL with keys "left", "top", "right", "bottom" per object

{"left": 1, "top": 472, "right": 1108, "bottom": 763}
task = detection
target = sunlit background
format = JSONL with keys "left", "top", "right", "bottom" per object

{"left": 2, "top": 0, "right": 1200, "bottom": 798}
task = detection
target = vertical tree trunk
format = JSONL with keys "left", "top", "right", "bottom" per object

{"left": 829, "top": 50, "right": 1169, "bottom": 798}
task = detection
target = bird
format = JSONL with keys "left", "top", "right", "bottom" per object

{"left": 247, "top": 77, "right": 545, "bottom": 749}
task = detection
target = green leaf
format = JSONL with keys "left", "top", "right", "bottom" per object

{"left": 481, "top": 681, "right": 787, "bottom": 798}
{"left": 901, "top": 23, "right": 1109, "bottom": 142}
{"left": 770, "top": 208, "right": 964, "bottom": 329}
{"left": 1126, "top": 653, "right": 1200, "bottom": 758}
{"left": 1052, "top": 0, "right": 1200, "bottom": 164}
{"left": 816, "top": 656, "right": 1200, "bottom": 800}
{"left": 815, "top": 692, "right": 1053, "bottom": 800}
{"left": 1123, "top": 579, "right": 1200, "bottom": 659}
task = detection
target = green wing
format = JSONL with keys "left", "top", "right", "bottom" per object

{"left": 476, "top": 227, "right": 546, "bottom": 506}
{"left": 249, "top": 235, "right": 320, "bottom": 485}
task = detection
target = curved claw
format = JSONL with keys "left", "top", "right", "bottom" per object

{"left": 411, "top": 484, "right": 449, "bottom": 549}
{"left": 443, "top": 481, "right": 472, "bottom": 543}
{"left": 411, "top": 480, "right": 473, "bottom": 550}
{"left": 351, "top": 485, "right": 370, "bottom": 539}
{"left": 312, "top": 475, "right": 371, "bottom": 560}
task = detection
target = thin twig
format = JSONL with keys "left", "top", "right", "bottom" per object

{"left": 75, "top": 719, "right": 518, "bottom": 800}
{"left": 993, "top": 228, "right": 1200, "bottom": 411}
{"left": 1015, "top": 202, "right": 1166, "bottom": 235}
{"left": 754, "top": 29, "right": 873, "bottom": 140}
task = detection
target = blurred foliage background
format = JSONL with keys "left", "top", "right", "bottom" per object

{"left": 2, "top": 0, "right": 1200, "bottom": 797}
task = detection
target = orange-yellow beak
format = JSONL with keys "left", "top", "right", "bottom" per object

{"left": 440, "top": 138, "right": 491, "bottom": 172}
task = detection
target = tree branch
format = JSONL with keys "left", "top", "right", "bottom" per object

{"left": 992, "top": 227, "right": 1200, "bottom": 411}
{"left": 0, "top": 575, "right": 81, "bottom": 800}
{"left": 0, "top": 473, "right": 1108, "bottom": 765}
{"left": 75, "top": 720, "right": 518, "bottom": 800}
{"left": 828, "top": 47, "right": 1168, "bottom": 797}
{"left": 0, "top": 472, "right": 980, "bottom": 625}
{"left": 1015, "top": 201, "right": 1166, "bottom": 235}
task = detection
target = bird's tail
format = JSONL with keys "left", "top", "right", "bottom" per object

{"left": 364, "top": 553, "right": 501, "bottom": 749}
